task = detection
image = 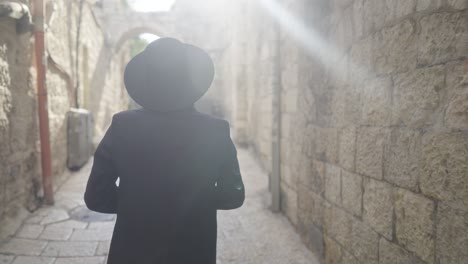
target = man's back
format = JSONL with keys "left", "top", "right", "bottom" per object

{"left": 85, "top": 108, "right": 244, "bottom": 264}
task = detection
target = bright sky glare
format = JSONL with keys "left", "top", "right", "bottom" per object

{"left": 127, "top": 0, "right": 174, "bottom": 42}
{"left": 140, "top": 33, "right": 159, "bottom": 42}
{"left": 127, "top": 0, "right": 176, "bottom": 12}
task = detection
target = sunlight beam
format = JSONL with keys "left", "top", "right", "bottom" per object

{"left": 259, "top": 0, "right": 370, "bottom": 87}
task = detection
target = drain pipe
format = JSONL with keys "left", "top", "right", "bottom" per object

{"left": 33, "top": 0, "right": 54, "bottom": 205}
{"left": 270, "top": 23, "right": 281, "bottom": 212}
{"left": 74, "top": 0, "right": 85, "bottom": 108}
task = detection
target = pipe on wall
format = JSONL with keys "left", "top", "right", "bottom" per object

{"left": 74, "top": 0, "right": 85, "bottom": 108}
{"left": 33, "top": 0, "right": 54, "bottom": 205}
{"left": 270, "top": 23, "right": 281, "bottom": 212}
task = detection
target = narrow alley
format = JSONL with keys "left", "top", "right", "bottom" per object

{"left": 0, "top": 148, "right": 317, "bottom": 264}
{"left": 0, "top": 0, "right": 467, "bottom": 264}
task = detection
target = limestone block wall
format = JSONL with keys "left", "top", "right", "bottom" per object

{"left": 222, "top": 1, "right": 277, "bottom": 172}
{"left": 46, "top": 0, "right": 113, "bottom": 185}
{"left": 282, "top": 1, "right": 468, "bottom": 264}
{"left": 0, "top": 0, "right": 129, "bottom": 240}
{"left": 0, "top": 6, "right": 39, "bottom": 240}
{"left": 92, "top": 44, "right": 130, "bottom": 142}
{"left": 220, "top": 0, "right": 468, "bottom": 263}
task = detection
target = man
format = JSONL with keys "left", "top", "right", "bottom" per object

{"left": 84, "top": 38, "right": 245, "bottom": 264}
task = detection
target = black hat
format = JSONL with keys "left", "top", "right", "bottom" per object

{"left": 124, "top": 38, "right": 215, "bottom": 112}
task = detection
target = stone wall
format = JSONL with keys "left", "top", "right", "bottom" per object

{"left": 0, "top": 0, "right": 39, "bottom": 240}
{"left": 0, "top": 0, "right": 129, "bottom": 241}
{"left": 46, "top": 0, "right": 128, "bottom": 185}
{"left": 219, "top": 0, "right": 468, "bottom": 263}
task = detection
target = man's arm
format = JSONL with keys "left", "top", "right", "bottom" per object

{"left": 214, "top": 121, "right": 245, "bottom": 210}
{"left": 84, "top": 117, "right": 118, "bottom": 214}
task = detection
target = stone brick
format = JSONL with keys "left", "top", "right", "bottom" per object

{"left": 416, "top": 0, "right": 443, "bottom": 12}
{"left": 448, "top": 0, "right": 468, "bottom": 9}
{"left": 308, "top": 224, "right": 324, "bottom": 259}
{"left": 324, "top": 235, "right": 342, "bottom": 264}
{"left": 48, "top": 220, "right": 88, "bottom": 230}
{"left": 395, "top": 188, "right": 435, "bottom": 263}
{"left": 342, "top": 170, "right": 362, "bottom": 217}
{"left": 0, "top": 255, "right": 14, "bottom": 264}
{"left": 281, "top": 89, "right": 298, "bottom": 113}
{"left": 384, "top": 129, "right": 422, "bottom": 190}
{"left": 53, "top": 257, "right": 105, "bottom": 264}
{"left": 394, "top": 0, "right": 417, "bottom": 19}
{"left": 313, "top": 126, "right": 339, "bottom": 163}
{"left": 16, "top": 224, "right": 44, "bottom": 239}
{"left": 379, "top": 238, "right": 425, "bottom": 264}
{"left": 418, "top": 11, "right": 468, "bottom": 65}
{"left": 42, "top": 241, "right": 98, "bottom": 257}
{"left": 40, "top": 226, "right": 74, "bottom": 241}
{"left": 446, "top": 60, "right": 468, "bottom": 92}
{"left": 325, "top": 165, "right": 341, "bottom": 204}
{"left": 330, "top": 6, "right": 354, "bottom": 51}
{"left": 356, "top": 127, "right": 389, "bottom": 180}
{"left": 281, "top": 164, "right": 296, "bottom": 189}
{"left": 12, "top": 257, "right": 56, "bottom": 264}
{"left": 299, "top": 159, "right": 325, "bottom": 195}
{"left": 0, "top": 238, "right": 47, "bottom": 256}
{"left": 328, "top": 55, "right": 349, "bottom": 90}
{"left": 298, "top": 185, "right": 327, "bottom": 227}
{"left": 369, "top": 0, "right": 396, "bottom": 31}
{"left": 352, "top": 0, "right": 367, "bottom": 39}
{"left": 281, "top": 66, "right": 299, "bottom": 95}
{"left": 40, "top": 209, "right": 69, "bottom": 225}
{"left": 361, "top": 77, "right": 392, "bottom": 126}
{"left": 96, "top": 241, "right": 111, "bottom": 256}
{"left": 25, "top": 214, "right": 46, "bottom": 225}
{"left": 342, "top": 87, "right": 361, "bottom": 127}
{"left": 281, "top": 114, "right": 292, "bottom": 139}
{"left": 280, "top": 183, "right": 298, "bottom": 226}
{"left": 342, "top": 251, "right": 360, "bottom": 264}
{"left": 437, "top": 203, "right": 468, "bottom": 264}
{"left": 348, "top": 37, "right": 374, "bottom": 85}
{"left": 70, "top": 228, "right": 113, "bottom": 241}
{"left": 0, "top": 200, "right": 30, "bottom": 241}
{"left": 363, "top": 178, "right": 393, "bottom": 239}
{"left": 445, "top": 61, "right": 468, "bottom": 130}
{"left": 298, "top": 195, "right": 313, "bottom": 243}
{"left": 88, "top": 222, "right": 115, "bottom": 230}
{"left": 331, "top": 0, "right": 353, "bottom": 9}
{"left": 446, "top": 89, "right": 468, "bottom": 131}
{"left": 324, "top": 206, "right": 352, "bottom": 247}
{"left": 314, "top": 88, "right": 334, "bottom": 127}
{"left": 349, "top": 217, "right": 379, "bottom": 264}
{"left": 420, "top": 132, "right": 468, "bottom": 207}
{"left": 338, "top": 126, "right": 356, "bottom": 171}
{"left": 392, "top": 66, "right": 445, "bottom": 127}
{"left": 374, "top": 19, "right": 417, "bottom": 74}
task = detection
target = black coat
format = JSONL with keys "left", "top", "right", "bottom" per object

{"left": 84, "top": 108, "right": 245, "bottom": 264}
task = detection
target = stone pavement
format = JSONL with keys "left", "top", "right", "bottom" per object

{"left": 0, "top": 148, "right": 318, "bottom": 264}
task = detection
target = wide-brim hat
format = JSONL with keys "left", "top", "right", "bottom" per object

{"left": 124, "top": 38, "right": 215, "bottom": 112}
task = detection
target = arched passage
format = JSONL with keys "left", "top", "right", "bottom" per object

{"left": 114, "top": 26, "right": 167, "bottom": 53}
{"left": 98, "top": 10, "right": 176, "bottom": 51}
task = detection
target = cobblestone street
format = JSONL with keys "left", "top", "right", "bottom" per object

{"left": 0, "top": 148, "right": 318, "bottom": 264}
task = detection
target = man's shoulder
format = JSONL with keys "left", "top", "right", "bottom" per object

{"left": 193, "top": 111, "right": 229, "bottom": 127}
{"left": 109, "top": 109, "right": 141, "bottom": 123}
{"left": 111, "top": 109, "right": 230, "bottom": 128}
